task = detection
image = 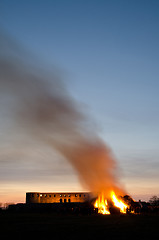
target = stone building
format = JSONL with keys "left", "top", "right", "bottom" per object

{"left": 26, "top": 192, "right": 91, "bottom": 204}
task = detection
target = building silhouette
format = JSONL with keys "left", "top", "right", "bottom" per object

{"left": 26, "top": 192, "right": 91, "bottom": 204}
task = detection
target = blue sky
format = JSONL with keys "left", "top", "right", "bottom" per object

{"left": 0, "top": 0, "right": 159, "bottom": 202}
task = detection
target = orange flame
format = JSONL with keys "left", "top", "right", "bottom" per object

{"left": 111, "top": 191, "right": 128, "bottom": 213}
{"left": 94, "top": 192, "right": 110, "bottom": 214}
{"left": 94, "top": 191, "right": 128, "bottom": 214}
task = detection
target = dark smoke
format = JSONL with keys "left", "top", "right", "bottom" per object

{"left": 0, "top": 33, "right": 124, "bottom": 196}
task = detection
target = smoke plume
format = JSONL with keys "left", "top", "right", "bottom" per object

{"left": 0, "top": 33, "right": 124, "bottom": 197}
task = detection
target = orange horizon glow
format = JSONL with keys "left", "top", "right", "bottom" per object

{"left": 1, "top": 181, "right": 158, "bottom": 204}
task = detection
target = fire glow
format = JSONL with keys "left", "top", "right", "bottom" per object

{"left": 94, "top": 191, "right": 128, "bottom": 214}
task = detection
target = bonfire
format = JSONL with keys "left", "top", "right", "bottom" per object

{"left": 94, "top": 191, "right": 129, "bottom": 214}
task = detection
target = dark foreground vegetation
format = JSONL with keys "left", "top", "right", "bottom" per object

{"left": 0, "top": 211, "right": 159, "bottom": 240}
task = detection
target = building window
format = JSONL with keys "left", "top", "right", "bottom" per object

{"left": 37, "top": 194, "right": 39, "bottom": 197}
{"left": 60, "top": 194, "right": 62, "bottom": 197}
{"left": 84, "top": 194, "right": 85, "bottom": 197}
{"left": 64, "top": 195, "right": 66, "bottom": 197}
{"left": 68, "top": 199, "right": 71, "bottom": 203}
{"left": 49, "top": 195, "right": 51, "bottom": 198}
{"left": 64, "top": 199, "right": 66, "bottom": 203}
{"left": 44, "top": 194, "right": 47, "bottom": 197}
{"left": 75, "top": 194, "right": 78, "bottom": 197}
{"left": 60, "top": 199, "right": 62, "bottom": 203}
{"left": 54, "top": 194, "right": 56, "bottom": 197}
{"left": 40, "top": 194, "right": 43, "bottom": 197}
{"left": 79, "top": 194, "right": 81, "bottom": 197}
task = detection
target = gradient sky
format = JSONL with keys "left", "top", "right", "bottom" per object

{"left": 0, "top": 0, "right": 159, "bottom": 202}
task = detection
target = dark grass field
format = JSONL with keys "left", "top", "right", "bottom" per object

{"left": 0, "top": 212, "right": 159, "bottom": 239}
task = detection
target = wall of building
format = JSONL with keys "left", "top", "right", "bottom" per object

{"left": 26, "top": 192, "right": 90, "bottom": 204}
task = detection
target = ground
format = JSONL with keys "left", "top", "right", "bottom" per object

{"left": 0, "top": 212, "right": 158, "bottom": 239}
